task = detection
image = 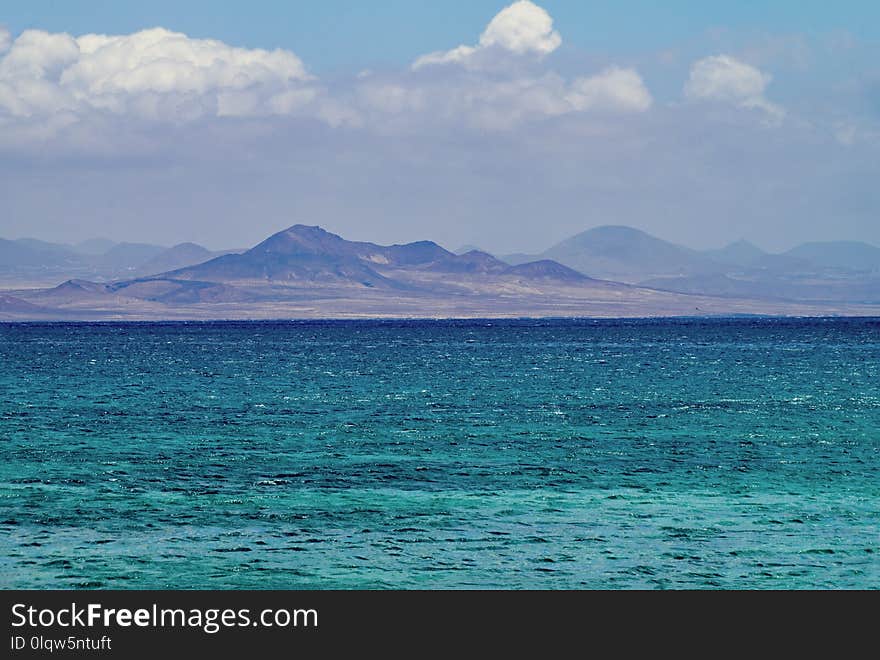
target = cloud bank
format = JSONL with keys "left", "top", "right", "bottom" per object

{"left": 567, "top": 67, "right": 652, "bottom": 113}
{"left": 0, "top": 0, "right": 870, "bottom": 154}
{"left": 0, "top": 1, "right": 657, "bottom": 138}
{"left": 0, "top": 27, "right": 319, "bottom": 122}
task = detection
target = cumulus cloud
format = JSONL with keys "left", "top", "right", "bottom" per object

{"left": 0, "top": 7, "right": 653, "bottom": 144}
{"left": 412, "top": 0, "right": 561, "bottom": 70}
{"left": 567, "top": 67, "right": 653, "bottom": 113}
{"left": 479, "top": 0, "right": 561, "bottom": 55}
{"left": 384, "top": 2, "right": 651, "bottom": 128}
{"left": 0, "top": 27, "right": 327, "bottom": 122}
{"left": 0, "top": 26, "right": 11, "bottom": 53}
{"left": 684, "top": 54, "right": 784, "bottom": 121}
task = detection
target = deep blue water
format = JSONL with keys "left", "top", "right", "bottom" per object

{"left": 1, "top": 318, "right": 878, "bottom": 588}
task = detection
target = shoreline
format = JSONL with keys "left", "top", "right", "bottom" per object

{"left": 0, "top": 311, "right": 880, "bottom": 325}
{"left": 3, "top": 313, "right": 880, "bottom": 324}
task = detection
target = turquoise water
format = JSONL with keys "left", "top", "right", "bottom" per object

{"left": 1, "top": 318, "right": 878, "bottom": 589}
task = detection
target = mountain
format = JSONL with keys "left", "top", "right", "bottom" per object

{"left": 537, "top": 225, "right": 722, "bottom": 283}
{"left": 243, "top": 225, "right": 464, "bottom": 269}
{"left": 0, "top": 238, "right": 86, "bottom": 269}
{"left": 645, "top": 239, "right": 880, "bottom": 302}
{"left": 12, "top": 238, "right": 74, "bottom": 254}
{"left": 22, "top": 280, "right": 113, "bottom": 310}
{"left": 703, "top": 240, "right": 767, "bottom": 267}
{"left": 435, "top": 250, "right": 509, "bottom": 274}
{"left": 168, "top": 226, "right": 398, "bottom": 289}
{"left": 5, "top": 223, "right": 880, "bottom": 320}
{"left": 454, "top": 244, "right": 485, "bottom": 255}
{"left": 26, "top": 224, "right": 620, "bottom": 308}
{"left": 503, "top": 260, "right": 589, "bottom": 282}
{"left": 0, "top": 237, "right": 209, "bottom": 285}
{"left": 0, "top": 294, "right": 57, "bottom": 316}
{"left": 164, "top": 225, "right": 568, "bottom": 289}
{"left": 783, "top": 241, "right": 880, "bottom": 272}
{"left": 498, "top": 225, "right": 879, "bottom": 302}
{"left": 135, "top": 242, "right": 216, "bottom": 276}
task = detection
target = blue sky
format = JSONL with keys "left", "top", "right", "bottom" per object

{"left": 5, "top": 1, "right": 878, "bottom": 73}
{"left": 0, "top": 2, "right": 878, "bottom": 252}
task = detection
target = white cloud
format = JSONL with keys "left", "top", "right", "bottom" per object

{"left": 684, "top": 54, "right": 784, "bottom": 122}
{"left": 0, "top": 30, "right": 79, "bottom": 81}
{"left": 412, "top": 45, "right": 478, "bottom": 70}
{"left": 412, "top": 1, "right": 561, "bottom": 70}
{"left": 0, "top": 26, "right": 13, "bottom": 53}
{"left": 357, "top": 82, "right": 428, "bottom": 115}
{"left": 479, "top": 0, "right": 561, "bottom": 55}
{"left": 356, "top": 67, "right": 652, "bottom": 131}
{"left": 567, "top": 67, "right": 653, "bottom": 113}
{"left": 69, "top": 29, "right": 310, "bottom": 95}
{"left": 390, "top": 2, "right": 651, "bottom": 128}
{"left": 427, "top": 74, "right": 575, "bottom": 130}
{"left": 0, "top": 12, "right": 652, "bottom": 144}
{"left": 0, "top": 27, "right": 324, "bottom": 122}
{"left": 685, "top": 55, "right": 768, "bottom": 103}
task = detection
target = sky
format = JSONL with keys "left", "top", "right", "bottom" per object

{"left": 0, "top": 1, "right": 878, "bottom": 253}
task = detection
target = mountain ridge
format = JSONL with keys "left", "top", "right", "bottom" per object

{"left": 164, "top": 224, "right": 591, "bottom": 289}
{"left": 3, "top": 224, "right": 879, "bottom": 314}
{"left": 502, "top": 225, "right": 722, "bottom": 283}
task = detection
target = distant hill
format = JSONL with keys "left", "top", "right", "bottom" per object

{"left": 8, "top": 224, "right": 629, "bottom": 315}
{"left": 0, "top": 238, "right": 86, "bottom": 269}
{"left": 703, "top": 240, "right": 767, "bottom": 267}
{"left": 503, "top": 260, "right": 589, "bottom": 282}
{"left": 165, "top": 225, "right": 582, "bottom": 289}
{"left": 4, "top": 223, "right": 880, "bottom": 320}
{"left": 12, "top": 238, "right": 75, "bottom": 255}
{"left": 643, "top": 239, "right": 880, "bottom": 302}
{"left": 136, "top": 242, "right": 216, "bottom": 276}
{"left": 0, "top": 294, "right": 56, "bottom": 315}
{"left": 499, "top": 253, "right": 534, "bottom": 266}
{"left": 498, "top": 225, "right": 879, "bottom": 302}
{"left": 437, "top": 250, "right": 509, "bottom": 274}
{"left": 170, "top": 226, "right": 400, "bottom": 289}
{"left": 453, "top": 244, "right": 485, "bottom": 255}
{"left": 524, "top": 225, "right": 722, "bottom": 283}
{"left": 783, "top": 241, "right": 880, "bottom": 272}
{"left": 26, "top": 279, "right": 114, "bottom": 306}
{"left": 4, "top": 224, "right": 880, "bottom": 315}
{"left": 0, "top": 236, "right": 215, "bottom": 284}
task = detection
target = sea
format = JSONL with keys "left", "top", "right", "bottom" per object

{"left": 1, "top": 318, "right": 878, "bottom": 589}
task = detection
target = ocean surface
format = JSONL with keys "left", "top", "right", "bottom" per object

{"left": 1, "top": 318, "right": 878, "bottom": 589}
